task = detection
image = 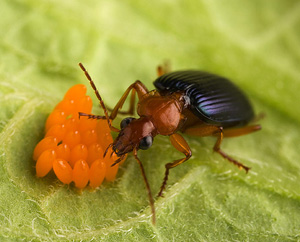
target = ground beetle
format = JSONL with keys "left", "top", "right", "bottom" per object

{"left": 79, "top": 63, "right": 261, "bottom": 224}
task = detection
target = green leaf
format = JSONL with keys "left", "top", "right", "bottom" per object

{"left": 1, "top": 0, "right": 299, "bottom": 241}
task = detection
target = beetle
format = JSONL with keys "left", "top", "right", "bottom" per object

{"left": 78, "top": 63, "right": 261, "bottom": 224}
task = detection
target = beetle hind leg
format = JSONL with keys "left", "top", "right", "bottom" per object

{"left": 183, "top": 124, "right": 261, "bottom": 173}
{"left": 214, "top": 127, "right": 250, "bottom": 173}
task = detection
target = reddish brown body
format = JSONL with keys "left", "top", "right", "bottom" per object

{"left": 138, "top": 91, "right": 185, "bottom": 135}
{"left": 78, "top": 63, "right": 261, "bottom": 225}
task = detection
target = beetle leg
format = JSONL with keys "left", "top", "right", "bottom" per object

{"left": 223, "top": 125, "right": 261, "bottom": 137}
{"left": 77, "top": 112, "right": 120, "bottom": 133}
{"left": 182, "top": 123, "right": 220, "bottom": 136}
{"left": 214, "top": 127, "right": 250, "bottom": 173}
{"left": 78, "top": 112, "right": 106, "bottom": 120}
{"left": 157, "top": 61, "right": 171, "bottom": 76}
{"left": 251, "top": 112, "right": 265, "bottom": 123}
{"left": 158, "top": 133, "right": 192, "bottom": 197}
{"left": 105, "top": 88, "right": 136, "bottom": 115}
{"left": 133, "top": 148, "right": 156, "bottom": 225}
{"left": 182, "top": 124, "right": 261, "bottom": 173}
{"left": 79, "top": 63, "right": 148, "bottom": 131}
{"left": 109, "top": 81, "right": 148, "bottom": 120}
{"left": 78, "top": 112, "right": 122, "bottom": 132}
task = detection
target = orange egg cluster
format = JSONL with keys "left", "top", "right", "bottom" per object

{"left": 33, "top": 84, "right": 124, "bottom": 189}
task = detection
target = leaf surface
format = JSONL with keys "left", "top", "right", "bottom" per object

{"left": 0, "top": 0, "right": 299, "bottom": 241}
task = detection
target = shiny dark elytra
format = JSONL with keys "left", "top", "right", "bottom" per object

{"left": 154, "top": 71, "right": 255, "bottom": 128}
{"left": 78, "top": 63, "right": 261, "bottom": 225}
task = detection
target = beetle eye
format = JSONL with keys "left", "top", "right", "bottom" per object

{"left": 120, "top": 117, "right": 136, "bottom": 129}
{"left": 139, "top": 136, "right": 153, "bottom": 150}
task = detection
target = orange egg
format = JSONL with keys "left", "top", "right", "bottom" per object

{"left": 64, "top": 117, "right": 79, "bottom": 132}
{"left": 45, "top": 110, "right": 66, "bottom": 131}
{"left": 33, "top": 84, "right": 125, "bottom": 189}
{"left": 55, "top": 143, "right": 71, "bottom": 161}
{"left": 81, "top": 129, "right": 98, "bottom": 147}
{"left": 77, "top": 96, "right": 93, "bottom": 113}
{"left": 104, "top": 147, "right": 119, "bottom": 182}
{"left": 36, "top": 149, "right": 56, "bottom": 177}
{"left": 72, "top": 159, "right": 89, "bottom": 189}
{"left": 70, "top": 144, "right": 88, "bottom": 168}
{"left": 78, "top": 116, "right": 97, "bottom": 133}
{"left": 63, "top": 130, "right": 81, "bottom": 149}
{"left": 96, "top": 119, "right": 113, "bottom": 147}
{"left": 33, "top": 136, "right": 58, "bottom": 161}
{"left": 89, "top": 159, "right": 106, "bottom": 189}
{"left": 45, "top": 124, "right": 66, "bottom": 141}
{"left": 86, "top": 143, "right": 103, "bottom": 166}
{"left": 53, "top": 159, "right": 72, "bottom": 184}
{"left": 64, "top": 84, "right": 87, "bottom": 101}
{"left": 55, "top": 98, "right": 76, "bottom": 114}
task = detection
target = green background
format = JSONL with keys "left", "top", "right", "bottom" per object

{"left": 0, "top": 0, "right": 299, "bottom": 241}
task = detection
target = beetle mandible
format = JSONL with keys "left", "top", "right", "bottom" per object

{"left": 78, "top": 63, "right": 261, "bottom": 224}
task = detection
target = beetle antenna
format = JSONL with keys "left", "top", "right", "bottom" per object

{"left": 78, "top": 63, "right": 119, "bottom": 133}
{"left": 133, "top": 148, "right": 156, "bottom": 225}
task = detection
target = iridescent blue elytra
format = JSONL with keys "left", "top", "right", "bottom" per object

{"left": 153, "top": 71, "right": 254, "bottom": 128}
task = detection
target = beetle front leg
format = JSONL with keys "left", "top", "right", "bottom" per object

{"left": 133, "top": 148, "right": 156, "bottom": 225}
{"left": 109, "top": 81, "right": 149, "bottom": 120}
{"left": 80, "top": 82, "right": 142, "bottom": 129}
{"left": 78, "top": 112, "right": 106, "bottom": 120}
{"left": 158, "top": 133, "right": 192, "bottom": 197}
{"left": 106, "top": 88, "right": 136, "bottom": 116}
{"left": 79, "top": 63, "right": 148, "bottom": 131}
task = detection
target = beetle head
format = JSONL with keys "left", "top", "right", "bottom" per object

{"left": 112, "top": 116, "right": 156, "bottom": 156}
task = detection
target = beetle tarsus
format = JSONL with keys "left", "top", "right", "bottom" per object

{"left": 216, "top": 149, "right": 250, "bottom": 173}
{"left": 157, "top": 166, "right": 170, "bottom": 197}
{"left": 78, "top": 112, "right": 105, "bottom": 120}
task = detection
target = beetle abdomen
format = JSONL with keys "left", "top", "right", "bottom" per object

{"left": 154, "top": 71, "right": 254, "bottom": 128}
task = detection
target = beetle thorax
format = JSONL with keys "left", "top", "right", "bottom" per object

{"left": 137, "top": 91, "right": 185, "bottom": 135}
